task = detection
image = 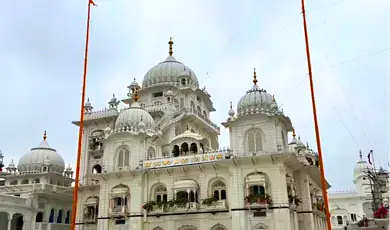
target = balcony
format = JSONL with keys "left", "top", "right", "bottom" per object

{"left": 182, "top": 108, "right": 220, "bottom": 133}
{"left": 142, "top": 103, "right": 176, "bottom": 116}
{"left": 142, "top": 151, "right": 227, "bottom": 169}
{"left": 245, "top": 194, "right": 272, "bottom": 209}
{"left": 202, "top": 199, "right": 228, "bottom": 210}
{"left": 109, "top": 205, "right": 128, "bottom": 217}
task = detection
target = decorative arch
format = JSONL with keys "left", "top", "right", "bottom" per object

{"left": 203, "top": 110, "right": 207, "bottom": 118}
{"left": 116, "top": 146, "right": 130, "bottom": 168}
{"left": 245, "top": 128, "right": 265, "bottom": 152}
{"left": 35, "top": 212, "right": 43, "bottom": 223}
{"left": 10, "top": 180, "right": 18, "bottom": 185}
{"left": 211, "top": 223, "right": 228, "bottom": 230}
{"left": 208, "top": 177, "right": 228, "bottom": 200}
{"left": 33, "top": 178, "right": 40, "bottom": 184}
{"left": 21, "top": 179, "right": 29, "bottom": 184}
{"left": 180, "top": 142, "right": 189, "bottom": 155}
{"left": 12, "top": 213, "right": 24, "bottom": 230}
{"left": 172, "top": 145, "right": 180, "bottom": 157}
{"left": 65, "top": 210, "right": 70, "bottom": 224}
{"left": 190, "top": 101, "right": 195, "bottom": 112}
{"left": 178, "top": 225, "right": 197, "bottom": 230}
{"left": 196, "top": 106, "right": 201, "bottom": 113}
{"left": 152, "top": 226, "right": 164, "bottom": 230}
{"left": 57, "top": 209, "right": 63, "bottom": 223}
{"left": 253, "top": 223, "right": 268, "bottom": 229}
{"left": 49, "top": 209, "right": 55, "bottom": 223}
{"left": 175, "top": 125, "right": 181, "bottom": 136}
{"left": 148, "top": 147, "right": 156, "bottom": 159}
{"left": 245, "top": 172, "right": 270, "bottom": 197}
{"left": 92, "top": 164, "right": 102, "bottom": 174}
{"left": 150, "top": 183, "right": 168, "bottom": 202}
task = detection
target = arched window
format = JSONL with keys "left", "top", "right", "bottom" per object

{"left": 211, "top": 180, "right": 227, "bottom": 200}
{"left": 203, "top": 110, "right": 207, "bottom": 118}
{"left": 57, "top": 209, "right": 63, "bottom": 223}
{"left": 49, "top": 209, "right": 55, "bottom": 223}
{"left": 172, "top": 145, "right": 180, "bottom": 157}
{"left": 65, "top": 210, "right": 70, "bottom": 224}
{"left": 337, "top": 216, "right": 343, "bottom": 225}
{"left": 211, "top": 223, "right": 228, "bottom": 230}
{"left": 245, "top": 172, "right": 269, "bottom": 198}
{"left": 180, "top": 143, "right": 189, "bottom": 155}
{"left": 117, "top": 148, "right": 130, "bottom": 168}
{"left": 190, "top": 101, "right": 195, "bottom": 112}
{"left": 247, "top": 129, "right": 263, "bottom": 152}
{"left": 249, "top": 185, "right": 265, "bottom": 195}
{"left": 175, "top": 125, "right": 181, "bottom": 136}
{"left": 21, "top": 179, "right": 29, "bottom": 184}
{"left": 10, "top": 180, "right": 18, "bottom": 185}
{"left": 33, "top": 178, "right": 40, "bottom": 183}
{"left": 92, "top": 164, "right": 102, "bottom": 174}
{"left": 196, "top": 106, "right": 201, "bottom": 113}
{"left": 190, "top": 143, "right": 198, "bottom": 153}
{"left": 154, "top": 185, "right": 167, "bottom": 203}
{"left": 35, "top": 212, "right": 43, "bottom": 223}
{"left": 148, "top": 147, "right": 156, "bottom": 159}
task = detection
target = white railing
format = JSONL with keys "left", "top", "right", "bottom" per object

{"left": 109, "top": 205, "right": 128, "bottom": 215}
{"left": 142, "top": 151, "right": 227, "bottom": 169}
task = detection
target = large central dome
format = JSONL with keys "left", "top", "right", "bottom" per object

{"left": 142, "top": 39, "right": 199, "bottom": 88}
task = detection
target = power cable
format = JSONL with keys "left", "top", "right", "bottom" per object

{"left": 332, "top": 106, "right": 360, "bottom": 149}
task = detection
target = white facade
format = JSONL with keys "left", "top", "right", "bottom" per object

{"left": 73, "top": 39, "right": 331, "bottom": 230}
{"left": 0, "top": 134, "right": 74, "bottom": 230}
{"left": 328, "top": 152, "right": 390, "bottom": 229}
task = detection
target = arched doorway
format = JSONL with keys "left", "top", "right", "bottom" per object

{"left": 178, "top": 225, "right": 197, "bottom": 230}
{"left": 0, "top": 212, "right": 9, "bottom": 230}
{"left": 11, "top": 213, "right": 24, "bottom": 230}
{"left": 35, "top": 212, "right": 43, "bottom": 222}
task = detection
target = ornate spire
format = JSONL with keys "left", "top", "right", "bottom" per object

{"left": 292, "top": 129, "right": 296, "bottom": 138}
{"left": 253, "top": 68, "right": 258, "bottom": 85}
{"left": 359, "top": 150, "right": 362, "bottom": 159}
{"left": 43, "top": 131, "right": 47, "bottom": 140}
{"left": 272, "top": 95, "right": 276, "bottom": 102}
{"left": 230, "top": 101, "right": 232, "bottom": 109}
{"left": 168, "top": 37, "right": 174, "bottom": 56}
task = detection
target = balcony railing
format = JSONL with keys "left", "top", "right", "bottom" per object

{"left": 142, "top": 151, "right": 227, "bottom": 169}
{"left": 183, "top": 108, "right": 220, "bottom": 131}
{"left": 109, "top": 205, "right": 128, "bottom": 216}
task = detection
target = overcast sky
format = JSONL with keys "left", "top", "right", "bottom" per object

{"left": 0, "top": 0, "right": 388, "bottom": 190}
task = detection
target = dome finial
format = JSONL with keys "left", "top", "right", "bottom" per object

{"left": 359, "top": 150, "right": 362, "bottom": 159}
{"left": 168, "top": 37, "right": 174, "bottom": 56}
{"left": 253, "top": 68, "right": 258, "bottom": 85}
{"left": 230, "top": 101, "right": 232, "bottom": 109}
{"left": 43, "top": 131, "right": 47, "bottom": 140}
{"left": 134, "top": 89, "right": 139, "bottom": 102}
{"left": 292, "top": 129, "right": 296, "bottom": 138}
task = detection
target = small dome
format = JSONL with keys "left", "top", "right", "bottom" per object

{"left": 129, "top": 78, "right": 140, "bottom": 88}
{"left": 66, "top": 164, "right": 73, "bottom": 171}
{"left": 115, "top": 102, "right": 154, "bottom": 131}
{"left": 18, "top": 133, "right": 65, "bottom": 174}
{"left": 236, "top": 69, "right": 280, "bottom": 116}
{"left": 166, "top": 89, "right": 174, "bottom": 96}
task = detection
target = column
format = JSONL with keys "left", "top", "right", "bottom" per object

{"left": 230, "top": 168, "right": 246, "bottom": 230}
{"left": 294, "top": 172, "right": 315, "bottom": 230}
{"left": 7, "top": 217, "right": 11, "bottom": 230}
{"left": 272, "top": 167, "right": 292, "bottom": 230}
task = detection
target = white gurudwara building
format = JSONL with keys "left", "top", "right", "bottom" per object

{"left": 0, "top": 132, "right": 74, "bottom": 230}
{"left": 73, "top": 39, "right": 330, "bottom": 230}
{"left": 328, "top": 151, "right": 390, "bottom": 229}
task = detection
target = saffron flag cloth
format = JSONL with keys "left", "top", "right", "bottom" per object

{"left": 89, "top": 0, "right": 97, "bottom": 6}
{"left": 367, "top": 150, "right": 373, "bottom": 165}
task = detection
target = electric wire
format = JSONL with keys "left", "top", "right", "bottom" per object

{"left": 332, "top": 106, "right": 360, "bottom": 149}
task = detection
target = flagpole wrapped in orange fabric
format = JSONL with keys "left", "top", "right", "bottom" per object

{"left": 70, "top": 0, "right": 96, "bottom": 229}
{"left": 300, "top": 0, "right": 332, "bottom": 229}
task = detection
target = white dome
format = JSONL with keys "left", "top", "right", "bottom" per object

{"left": 237, "top": 85, "right": 277, "bottom": 115}
{"left": 18, "top": 136, "right": 65, "bottom": 174}
{"left": 142, "top": 55, "right": 199, "bottom": 88}
{"left": 115, "top": 102, "right": 154, "bottom": 130}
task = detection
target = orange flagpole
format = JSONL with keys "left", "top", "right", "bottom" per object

{"left": 70, "top": 0, "right": 94, "bottom": 229}
{"left": 300, "top": 0, "right": 332, "bottom": 229}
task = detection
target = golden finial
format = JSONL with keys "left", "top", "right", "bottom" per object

{"left": 43, "top": 131, "right": 47, "bottom": 140}
{"left": 253, "top": 68, "right": 258, "bottom": 85}
{"left": 272, "top": 95, "right": 276, "bottom": 102}
{"left": 134, "top": 89, "right": 139, "bottom": 102}
{"left": 168, "top": 37, "right": 174, "bottom": 56}
{"left": 292, "top": 129, "right": 296, "bottom": 138}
